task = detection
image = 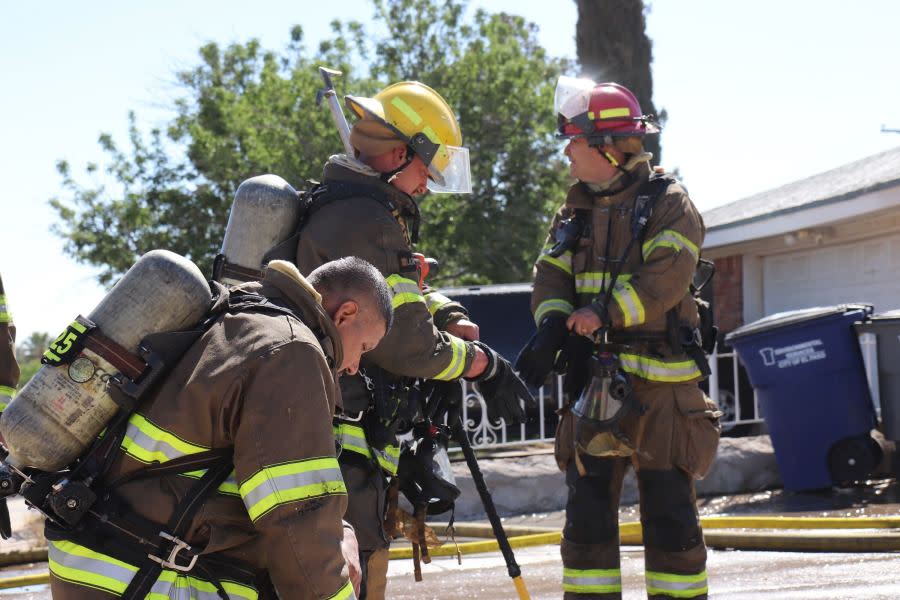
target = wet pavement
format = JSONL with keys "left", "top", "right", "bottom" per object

{"left": 2, "top": 481, "right": 900, "bottom": 598}
{"left": 386, "top": 545, "right": 900, "bottom": 599}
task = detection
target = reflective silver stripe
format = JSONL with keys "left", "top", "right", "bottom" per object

{"left": 642, "top": 229, "right": 699, "bottom": 261}
{"left": 241, "top": 459, "right": 346, "bottom": 518}
{"left": 534, "top": 298, "right": 574, "bottom": 325}
{"left": 620, "top": 353, "right": 702, "bottom": 383}
{"left": 646, "top": 569, "right": 708, "bottom": 598}
{"left": 121, "top": 413, "right": 208, "bottom": 463}
{"left": 0, "top": 385, "right": 15, "bottom": 411}
{"left": 0, "top": 293, "right": 9, "bottom": 323}
{"left": 386, "top": 274, "right": 425, "bottom": 308}
{"left": 50, "top": 540, "right": 258, "bottom": 599}
{"left": 372, "top": 445, "right": 400, "bottom": 475}
{"left": 49, "top": 540, "right": 136, "bottom": 595}
{"left": 562, "top": 567, "right": 622, "bottom": 594}
{"left": 120, "top": 414, "right": 236, "bottom": 495}
{"left": 433, "top": 335, "right": 467, "bottom": 381}
{"left": 575, "top": 272, "right": 632, "bottom": 295}
{"left": 239, "top": 458, "right": 346, "bottom": 521}
{"left": 538, "top": 247, "right": 573, "bottom": 275}
{"left": 425, "top": 292, "right": 454, "bottom": 315}
{"left": 611, "top": 280, "right": 645, "bottom": 326}
{"left": 334, "top": 423, "right": 371, "bottom": 457}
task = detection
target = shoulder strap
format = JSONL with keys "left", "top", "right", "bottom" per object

{"left": 259, "top": 179, "right": 406, "bottom": 267}
{"left": 631, "top": 172, "right": 678, "bottom": 240}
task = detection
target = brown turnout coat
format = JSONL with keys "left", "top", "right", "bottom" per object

{"left": 48, "top": 264, "right": 355, "bottom": 600}
{"left": 0, "top": 274, "right": 19, "bottom": 412}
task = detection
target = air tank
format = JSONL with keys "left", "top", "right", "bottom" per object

{"left": 0, "top": 250, "right": 211, "bottom": 471}
{"left": 219, "top": 174, "right": 301, "bottom": 286}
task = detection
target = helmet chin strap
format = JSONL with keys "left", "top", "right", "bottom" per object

{"left": 592, "top": 143, "right": 634, "bottom": 185}
{"left": 381, "top": 145, "right": 416, "bottom": 185}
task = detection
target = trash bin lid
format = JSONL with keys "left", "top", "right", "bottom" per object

{"left": 855, "top": 308, "right": 900, "bottom": 331}
{"left": 872, "top": 309, "right": 900, "bottom": 320}
{"left": 725, "top": 303, "right": 873, "bottom": 342}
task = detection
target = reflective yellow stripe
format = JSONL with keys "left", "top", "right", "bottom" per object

{"left": 599, "top": 107, "right": 631, "bottom": 119}
{"left": 391, "top": 96, "right": 423, "bottom": 125}
{"left": 538, "top": 247, "right": 573, "bottom": 275}
{"left": 373, "top": 444, "right": 400, "bottom": 476}
{"left": 240, "top": 457, "right": 346, "bottom": 522}
{"left": 612, "top": 280, "right": 645, "bottom": 327}
{"left": 334, "top": 423, "right": 371, "bottom": 458}
{"left": 421, "top": 125, "right": 441, "bottom": 145}
{"left": 122, "top": 413, "right": 207, "bottom": 462}
{"left": 575, "top": 272, "right": 632, "bottom": 295}
{"left": 334, "top": 423, "right": 399, "bottom": 475}
{"left": 642, "top": 229, "right": 699, "bottom": 261}
{"left": 433, "top": 335, "right": 467, "bottom": 381}
{"left": 534, "top": 298, "right": 574, "bottom": 325}
{"left": 562, "top": 567, "right": 622, "bottom": 594}
{"left": 386, "top": 274, "right": 425, "bottom": 308}
{"left": 49, "top": 540, "right": 259, "bottom": 599}
{"left": 120, "top": 413, "right": 237, "bottom": 495}
{"left": 425, "top": 292, "right": 454, "bottom": 316}
{"left": 620, "top": 353, "right": 702, "bottom": 383}
{"left": 0, "top": 294, "right": 9, "bottom": 323}
{"left": 646, "top": 569, "right": 708, "bottom": 598}
{"left": 327, "top": 579, "right": 357, "bottom": 600}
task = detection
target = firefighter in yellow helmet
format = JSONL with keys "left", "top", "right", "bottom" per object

{"left": 0, "top": 274, "right": 19, "bottom": 417}
{"left": 517, "top": 77, "right": 720, "bottom": 599}
{"left": 293, "top": 81, "right": 534, "bottom": 599}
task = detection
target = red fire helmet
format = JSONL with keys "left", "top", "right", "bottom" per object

{"left": 555, "top": 76, "right": 660, "bottom": 143}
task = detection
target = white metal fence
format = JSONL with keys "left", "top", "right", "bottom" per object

{"left": 459, "top": 350, "right": 765, "bottom": 449}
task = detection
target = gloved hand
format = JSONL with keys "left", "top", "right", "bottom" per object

{"left": 514, "top": 314, "right": 569, "bottom": 387}
{"left": 471, "top": 341, "right": 537, "bottom": 424}
{"left": 560, "top": 334, "right": 594, "bottom": 400}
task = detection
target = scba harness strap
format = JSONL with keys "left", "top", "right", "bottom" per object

{"left": 577, "top": 172, "right": 715, "bottom": 376}
{"left": 40, "top": 284, "right": 326, "bottom": 600}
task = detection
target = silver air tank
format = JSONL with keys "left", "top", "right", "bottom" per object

{"left": 219, "top": 174, "right": 301, "bottom": 286}
{"left": 0, "top": 250, "right": 211, "bottom": 471}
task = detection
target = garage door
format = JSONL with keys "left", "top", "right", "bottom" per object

{"left": 763, "top": 232, "right": 900, "bottom": 314}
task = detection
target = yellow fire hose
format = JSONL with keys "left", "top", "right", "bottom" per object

{"left": 389, "top": 515, "right": 900, "bottom": 560}
{"left": 2, "top": 516, "right": 900, "bottom": 591}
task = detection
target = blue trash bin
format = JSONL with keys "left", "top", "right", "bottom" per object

{"left": 725, "top": 305, "right": 876, "bottom": 491}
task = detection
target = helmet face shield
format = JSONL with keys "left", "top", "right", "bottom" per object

{"left": 554, "top": 76, "right": 661, "bottom": 140}
{"left": 554, "top": 76, "right": 597, "bottom": 121}
{"left": 427, "top": 144, "right": 472, "bottom": 194}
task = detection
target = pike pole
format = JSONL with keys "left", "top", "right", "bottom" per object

{"left": 449, "top": 412, "right": 531, "bottom": 599}
{"left": 316, "top": 66, "right": 354, "bottom": 155}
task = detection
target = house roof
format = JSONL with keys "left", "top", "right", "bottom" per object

{"left": 702, "top": 146, "right": 900, "bottom": 231}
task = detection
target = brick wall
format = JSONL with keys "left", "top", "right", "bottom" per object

{"left": 713, "top": 255, "right": 743, "bottom": 334}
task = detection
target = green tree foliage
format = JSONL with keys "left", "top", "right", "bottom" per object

{"left": 50, "top": 0, "right": 570, "bottom": 286}
{"left": 14, "top": 331, "right": 51, "bottom": 388}
{"left": 574, "top": 0, "right": 663, "bottom": 164}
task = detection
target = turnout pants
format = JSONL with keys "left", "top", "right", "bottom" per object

{"left": 556, "top": 380, "right": 720, "bottom": 600}
{"left": 340, "top": 453, "right": 391, "bottom": 600}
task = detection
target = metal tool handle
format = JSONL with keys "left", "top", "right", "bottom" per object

{"left": 450, "top": 418, "right": 531, "bottom": 599}
{"left": 317, "top": 67, "right": 354, "bottom": 155}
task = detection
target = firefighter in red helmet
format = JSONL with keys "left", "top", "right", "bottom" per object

{"left": 517, "top": 77, "right": 720, "bottom": 599}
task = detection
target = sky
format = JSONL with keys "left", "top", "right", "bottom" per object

{"left": 2, "top": 0, "right": 900, "bottom": 342}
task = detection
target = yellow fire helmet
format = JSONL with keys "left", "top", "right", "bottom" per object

{"left": 345, "top": 81, "right": 472, "bottom": 194}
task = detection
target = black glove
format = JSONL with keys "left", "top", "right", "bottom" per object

{"left": 514, "top": 314, "right": 569, "bottom": 388}
{"left": 560, "top": 334, "right": 594, "bottom": 401}
{"left": 471, "top": 342, "right": 537, "bottom": 424}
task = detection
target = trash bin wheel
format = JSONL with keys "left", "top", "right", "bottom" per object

{"left": 828, "top": 435, "right": 882, "bottom": 485}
